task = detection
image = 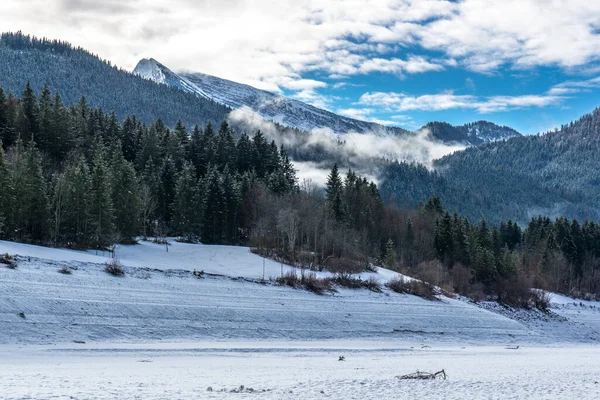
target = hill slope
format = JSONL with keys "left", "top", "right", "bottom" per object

{"left": 424, "top": 121, "right": 522, "bottom": 145}
{"left": 2, "top": 239, "right": 598, "bottom": 346}
{"left": 0, "top": 32, "right": 230, "bottom": 128}
{"left": 381, "top": 108, "right": 600, "bottom": 224}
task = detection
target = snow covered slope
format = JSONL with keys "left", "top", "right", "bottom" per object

{"left": 1, "top": 240, "right": 598, "bottom": 346}
{"left": 133, "top": 58, "right": 522, "bottom": 144}
{"left": 134, "top": 58, "right": 408, "bottom": 136}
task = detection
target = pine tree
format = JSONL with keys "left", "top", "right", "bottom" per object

{"left": 0, "top": 86, "right": 9, "bottom": 146}
{"left": 215, "top": 121, "right": 236, "bottom": 169}
{"left": 111, "top": 149, "right": 140, "bottom": 242}
{"left": 157, "top": 157, "right": 177, "bottom": 225}
{"left": 61, "top": 156, "right": 92, "bottom": 246}
{"left": 48, "top": 92, "right": 70, "bottom": 161}
{"left": 221, "top": 165, "right": 240, "bottom": 243}
{"left": 89, "top": 140, "right": 115, "bottom": 248}
{"left": 383, "top": 239, "right": 396, "bottom": 268}
{"left": 252, "top": 130, "right": 269, "bottom": 177}
{"left": 37, "top": 84, "right": 52, "bottom": 153}
{"left": 174, "top": 120, "right": 189, "bottom": 148}
{"left": 172, "top": 161, "right": 202, "bottom": 241}
{"left": 236, "top": 131, "right": 253, "bottom": 173}
{"left": 0, "top": 146, "right": 11, "bottom": 237}
{"left": 202, "top": 165, "right": 225, "bottom": 244}
{"left": 188, "top": 124, "right": 204, "bottom": 176}
{"left": 121, "top": 116, "right": 139, "bottom": 163}
{"left": 325, "top": 163, "right": 344, "bottom": 222}
{"left": 17, "top": 82, "right": 39, "bottom": 142}
{"left": 10, "top": 139, "right": 49, "bottom": 242}
{"left": 200, "top": 122, "right": 216, "bottom": 173}
{"left": 279, "top": 145, "right": 297, "bottom": 192}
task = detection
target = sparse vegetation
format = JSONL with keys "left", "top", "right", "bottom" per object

{"left": 332, "top": 274, "right": 382, "bottom": 292}
{"left": 105, "top": 259, "right": 125, "bottom": 277}
{"left": 364, "top": 276, "right": 382, "bottom": 292}
{"left": 193, "top": 269, "right": 204, "bottom": 278}
{"left": 0, "top": 253, "right": 17, "bottom": 269}
{"left": 58, "top": 265, "right": 72, "bottom": 275}
{"left": 386, "top": 277, "right": 438, "bottom": 301}
{"left": 275, "top": 271, "right": 334, "bottom": 295}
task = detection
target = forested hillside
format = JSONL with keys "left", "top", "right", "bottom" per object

{"left": 0, "top": 32, "right": 229, "bottom": 128}
{"left": 1, "top": 83, "right": 600, "bottom": 304}
{"left": 381, "top": 109, "right": 600, "bottom": 225}
{"left": 424, "top": 121, "right": 521, "bottom": 145}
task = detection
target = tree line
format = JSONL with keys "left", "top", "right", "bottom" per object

{"left": 0, "top": 82, "right": 296, "bottom": 248}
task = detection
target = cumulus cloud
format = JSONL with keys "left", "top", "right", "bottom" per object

{"left": 228, "top": 106, "right": 465, "bottom": 185}
{"left": 5, "top": 0, "right": 600, "bottom": 91}
{"left": 548, "top": 76, "right": 600, "bottom": 95}
{"left": 358, "top": 91, "right": 562, "bottom": 113}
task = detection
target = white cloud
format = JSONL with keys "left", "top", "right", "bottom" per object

{"left": 358, "top": 56, "right": 444, "bottom": 75}
{"left": 548, "top": 76, "right": 600, "bottom": 95}
{"left": 358, "top": 91, "right": 562, "bottom": 113}
{"left": 337, "top": 108, "right": 374, "bottom": 119}
{"left": 4, "top": 0, "right": 600, "bottom": 109}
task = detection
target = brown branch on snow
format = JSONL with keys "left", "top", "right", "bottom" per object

{"left": 397, "top": 369, "right": 448, "bottom": 380}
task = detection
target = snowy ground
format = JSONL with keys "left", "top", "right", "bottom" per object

{"left": 2, "top": 342, "right": 600, "bottom": 399}
{"left": 1, "top": 240, "right": 600, "bottom": 399}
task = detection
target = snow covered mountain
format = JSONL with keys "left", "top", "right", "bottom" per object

{"left": 134, "top": 58, "right": 409, "bottom": 136}
{"left": 133, "top": 58, "right": 521, "bottom": 144}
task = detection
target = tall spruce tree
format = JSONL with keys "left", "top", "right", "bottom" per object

{"left": 17, "top": 82, "right": 39, "bottom": 142}
{"left": 60, "top": 156, "right": 92, "bottom": 246}
{"left": 325, "top": 163, "right": 344, "bottom": 222}
{"left": 172, "top": 161, "right": 202, "bottom": 241}
{"left": 202, "top": 165, "right": 225, "bottom": 244}
{"left": 111, "top": 148, "right": 140, "bottom": 242}
{"left": 0, "top": 146, "right": 11, "bottom": 237}
{"left": 10, "top": 139, "right": 49, "bottom": 242}
{"left": 89, "top": 140, "right": 115, "bottom": 248}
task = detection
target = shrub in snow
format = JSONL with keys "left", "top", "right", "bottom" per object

{"left": 58, "top": 266, "right": 72, "bottom": 275}
{"left": 275, "top": 270, "right": 334, "bottom": 295}
{"left": 363, "top": 276, "right": 382, "bottom": 292}
{"left": 105, "top": 259, "right": 125, "bottom": 277}
{"left": 0, "top": 253, "right": 17, "bottom": 269}
{"left": 333, "top": 274, "right": 364, "bottom": 289}
{"left": 324, "top": 257, "right": 365, "bottom": 275}
{"left": 386, "top": 277, "right": 438, "bottom": 301}
{"left": 496, "top": 279, "right": 551, "bottom": 310}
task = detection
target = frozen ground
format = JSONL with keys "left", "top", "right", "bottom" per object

{"left": 1, "top": 240, "right": 600, "bottom": 399}
{"left": 2, "top": 342, "right": 600, "bottom": 399}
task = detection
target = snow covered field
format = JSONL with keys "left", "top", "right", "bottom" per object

{"left": 2, "top": 343, "right": 600, "bottom": 399}
{"left": 1, "top": 240, "right": 600, "bottom": 399}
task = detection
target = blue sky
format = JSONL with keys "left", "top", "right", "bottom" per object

{"left": 3, "top": 0, "right": 600, "bottom": 135}
{"left": 298, "top": 59, "right": 600, "bottom": 134}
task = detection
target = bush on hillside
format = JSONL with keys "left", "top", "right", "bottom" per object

{"left": 387, "top": 277, "right": 438, "bottom": 301}
{"left": 105, "top": 259, "right": 125, "bottom": 277}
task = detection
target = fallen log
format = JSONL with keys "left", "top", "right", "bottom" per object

{"left": 397, "top": 369, "right": 447, "bottom": 380}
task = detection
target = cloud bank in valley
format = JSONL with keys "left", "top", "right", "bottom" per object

{"left": 228, "top": 107, "right": 466, "bottom": 186}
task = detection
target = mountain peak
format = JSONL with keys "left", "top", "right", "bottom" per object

{"left": 133, "top": 58, "right": 168, "bottom": 84}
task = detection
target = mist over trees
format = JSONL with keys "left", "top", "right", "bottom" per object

{"left": 381, "top": 108, "right": 600, "bottom": 225}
